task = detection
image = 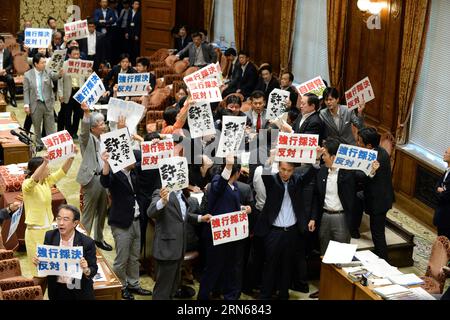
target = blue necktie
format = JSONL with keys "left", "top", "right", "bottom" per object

{"left": 37, "top": 72, "right": 44, "bottom": 101}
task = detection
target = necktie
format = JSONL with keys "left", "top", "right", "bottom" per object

{"left": 256, "top": 113, "right": 261, "bottom": 132}
{"left": 37, "top": 72, "right": 44, "bottom": 101}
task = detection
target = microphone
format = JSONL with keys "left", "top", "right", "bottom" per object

{"left": 10, "top": 130, "right": 33, "bottom": 145}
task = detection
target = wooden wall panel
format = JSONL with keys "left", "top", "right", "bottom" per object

{"left": 175, "top": 0, "right": 204, "bottom": 34}
{"left": 343, "top": 0, "right": 403, "bottom": 134}
{"left": 73, "top": 0, "right": 99, "bottom": 20}
{"left": 0, "top": 1, "right": 20, "bottom": 35}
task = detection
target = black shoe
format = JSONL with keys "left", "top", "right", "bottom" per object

{"left": 128, "top": 286, "right": 152, "bottom": 296}
{"left": 10, "top": 98, "right": 17, "bottom": 108}
{"left": 174, "top": 285, "right": 195, "bottom": 299}
{"left": 121, "top": 288, "right": 134, "bottom": 300}
{"left": 291, "top": 282, "right": 309, "bottom": 293}
{"left": 95, "top": 240, "right": 113, "bottom": 251}
{"left": 309, "top": 290, "right": 319, "bottom": 299}
{"left": 351, "top": 230, "right": 361, "bottom": 239}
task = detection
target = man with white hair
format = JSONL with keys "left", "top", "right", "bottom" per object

{"left": 76, "top": 102, "right": 112, "bottom": 251}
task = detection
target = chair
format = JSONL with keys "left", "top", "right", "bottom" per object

{"left": 154, "top": 66, "right": 175, "bottom": 79}
{"left": 149, "top": 49, "right": 170, "bottom": 63}
{"left": 0, "top": 284, "right": 43, "bottom": 300}
{"left": 420, "top": 236, "right": 450, "bottom": 294}
{"left": 163, "top": 73, "right": 183, "bottom": 86}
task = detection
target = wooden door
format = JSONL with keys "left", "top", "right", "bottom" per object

{"left": 0, "top": 1, "right": 20, "bottom": 36}
{"left": 73, "top": 0, "right": 99, "bottom": 21}
{"left": 141, "top": 0, "right": 176, "bottom": 56}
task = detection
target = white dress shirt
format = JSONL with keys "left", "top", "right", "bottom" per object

{"left": 324, "top": 168, "right": 344, "bottom": 211}
{"left": 298, "top": 111, "right": 315, "bottom": 130}
{"left": 87, "top": 32, "right": 96, "bottom": 55}
{"left": 253, "top": 163, "right": 279, "bottom": 211}
{"left": 194, "top": 45, "right": 206, "bottom": 66}
{"left": 272, "top": 180, "right": 297, "bottom": 228}
{"left": 34, "top": 68, "right": 44, "bottom": 101}
{"left": 0, "top": 49, "right": 4, "bottom": 70}
{"left": 156, "top": 190, "right": 202, "bottom": 222}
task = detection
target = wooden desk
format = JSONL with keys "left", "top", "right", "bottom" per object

{"left": 0, "top": 189, "right": 66, "bottom": 250}
{"left": 0, "top": 114, "right": 31, "bottom": 165}
{"left": 93, "top": 255, "right": 122, "bottom": 300}
{"left": 354, "top": 282, "right": 383, "bottom": 300}
{"left": 319, "top": 263, "right": 357, "bottom": 300}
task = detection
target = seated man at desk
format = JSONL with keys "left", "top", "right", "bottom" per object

{"left": 33, "top": 204, "right": 98, "bottom": 300}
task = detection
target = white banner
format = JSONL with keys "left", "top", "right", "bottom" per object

{"left": 216, "top": 116, "right": 247, "bottom": 158}
{"left": 6, "top": 206, "right": 23, "bottom": 242}
{"left": 296, "top": 76, "right": 327, "bottom": 99}
{"left": 64, "top": 19, "right": 89, "bottom": 41}
{"left": 275, "top": 132, "right": 319, "bottom": 164}
{"left": 117, "top": 73, "right": 151, "bottom": 97}
{"left": 211, "top": 210, "right": 249, "bottom": 246}
{"left": 36, "top": 245, "right": 83, "bottom": 279}
{"left": 141, "top": 139, "right": 174, "bottom": 170}
{"left": 345, "top": 77, "right": 375, "bottom": 111}
{"left": 183, "top": 62, "right": 223, "bottom": 89}
{"left": 332, "top": 144, "right": 378, "bottom": 176}
{"left": 187, "top": 101, "right": 216, "bottom": 138}
{"left": 24, "top": 28, "right": 52, "bottom": 48}
{"left": 267, "top": 88, "right": 290, "bottom": 120}
{"left": 73, "top": 72, "right": 105, "bottom": 108}
{"left": 158, "top": 156, "right": 189, "bottom": 192}
{"left": 41, "top": 130, "right": 75, "bottom": 162}
{"left": 46, "top": 49, "right": 67, "bottom": 73}
{"left": 100, "top": 127, "right": 136, "bottom": 173}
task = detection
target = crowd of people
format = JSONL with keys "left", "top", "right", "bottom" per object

{"left": 0, "top": 0, "right": 448, "bottom": 301}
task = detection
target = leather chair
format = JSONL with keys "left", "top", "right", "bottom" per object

{"left": 421, "top": 236, "right": 450, "bottom": 294}
{"left": 0, "top": 284, "right": 43, "bottom": 300}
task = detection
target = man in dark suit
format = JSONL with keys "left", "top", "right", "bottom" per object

{"left": 0, "top": 202, "right": 21, "bottom": 225}
{"left": 148, "top": 187, "right": 211, "bottom": 299}
{"left": 126, "top": 0, "right": 142, "bottom": 64}
{"left": 102, "top": 53, "right": 136, "bottom": 100}
{"left": 224, "top": 51, "right": 258, "bottom": 100}
{"left": 100, "top": 150, "right": 152, "bottom": 300}
{"left": 223, "top": 48, "right": 237, "bottom": 80}
{"left": 175, "top": 32, "right": 217, "bottom": 68}
{"left": 79, "top": 20, "right": 106, "bottom": 72}
{"left": 94, "top": 0, "right": 117, "bottom": 62}
{"left": 255, "top": 153, "right": 316, "bottom": 300}
{"left": 292, "top": 93, "right": 324, "bottom": 143}
{"left": 0, "top": 36, "right": 17, "bottom": 107}
{"left": 254, "top": 64, "right": 280, "bottom": 102}
{"left": 35, "top": 204, "right": 98, "bottom": 300}
{"left": 356, "top": 127, "right": 394, "bottom": 260}
{"left": 174, "top": 25, "right": 192, "bottom": 53}
{"left": 280, "top": 71, "right": 299, "bottom": 114}
{"left": 433, "top": 147, "right": 450, "bottom": 239}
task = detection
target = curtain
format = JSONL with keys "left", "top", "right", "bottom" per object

{"left": 233, "top": 0, "right": 248, "bottom": 52}
{"left": 326, "top": 0, "right": 348, "bottom": 91}
{"left": 395, "top": 0, "right": 431, "bottom": 145}
{"left": 204, "top": 0, "right": 215, "bottom": 33}
{"left": 280, "top": 0, "right": 297, "bottom": 72}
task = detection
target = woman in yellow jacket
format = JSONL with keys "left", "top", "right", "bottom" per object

{"left": 22, "top": 146, "right": 78, "bottom": 290}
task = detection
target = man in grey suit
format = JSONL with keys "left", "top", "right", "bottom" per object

{"left": 175, "top": 32, "right": 217, "bottom": 67}
{"left": 148, "top": 187, "right": 211, "bottom": 300}
{"left": 319, "top": 87, "right": 365, "bottom": 145}
{"left": 23, "top": 53, "right": 63, "bottom": 150}
{"left": 76, "top": 102, "right": 112, "bottom": 252}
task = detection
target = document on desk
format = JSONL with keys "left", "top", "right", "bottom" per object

{"left": 408, "top": 287, "right": 436, "bottom": 300}
{"left": 388, "top": 273, "right": 424, "bottom": 286}
{"left": 322, "top": 241, "right": 358, "bottom": 264}
{"left": 354, "top": 250, "right": 379, "bottom": 264}
{"left": 364, "top": 259, "right": 402, "bottom": 278}
{"left": 372, "top": 284, "right": 410, "bottom": 299}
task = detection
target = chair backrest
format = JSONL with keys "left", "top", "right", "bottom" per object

{"left": 13, "top": 53, "right": 30, "bottom": 75}
{"left": 0, "top": 258, "right": 22, "bottom": 280}
{"left": 0, "top": 250, "right": 14, "bottom": 260}
{"left": 425, "top": 236, "right": 450, "bottom": 288}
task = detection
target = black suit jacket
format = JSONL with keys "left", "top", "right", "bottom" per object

{"left": 363, "top": 146, "right": 394, "bottom": 215}
{"left": 175, "top": 36, "right": 192, "bottom": 53}
{"left": 254, "top": 77, "right": 280, "bottom": 102}
{"left": 292, "top": 111, "right": 324, "bottom": 144}
{"left": 314, "top": 166, "right": 360, "bottom": 228}
{"left": 0, "top": 208, "right": 11, "bottom": 224}
{"left": 44, "top": 229, "right": 98, "bottom": 300}
{"left": 100, "top": 169, "right": 139, "bottom": 229}
{"left": 127, "top": 10, "right": 141, "bottom": 39}
{"left": 235, "top": 62, "right": 258, "bottom": 99}
{"left": 1, "top": 48, "right": 13, "bottom": 74}
{"left": 78, "top": 31, "right": 106, "bottom": 68}
{"left": 433, "top": 170, "right": 450, "bottom": 229}
{"left": 255, "top": 165, "right": 316, "bottom": 237}
{"left": 103, "top": 65, "right": 137, "bottom": 94}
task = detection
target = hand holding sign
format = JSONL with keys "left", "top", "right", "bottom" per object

{"left": 160, "top": 187, "right": 170, "bottom": 206}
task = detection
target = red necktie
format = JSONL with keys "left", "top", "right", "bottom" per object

{"left": 256, "top": 113, "right": 261, "bottom": 132}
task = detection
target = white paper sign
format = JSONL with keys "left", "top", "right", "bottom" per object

{"left": 63, "top": 59, "right": 94, "bottom": 77}
{"left": 345, "top": 76, "right": 375, "bottom": 111}
{"left": 73, "top": 72, "right": 105, "bottom": 108}
{"left": 36, "top": 245, "right": 84, "bottom": 279}
{"left": 100, "top": 127, "right": 136, "bottom": 173}
{"left": 183, "top": 62, "right": 223, "bottom": 89}
{"left": 106, "top": 98, "right": 146, "bottom": 131}
{"left": 267, "top": 89, "right": 290, "bottom": 120}
{"left": 275, "top": 132, "right": 319, "bottom": 164}
{"left": 190, "top": 86, "right": 222, "bottom": 103}
{"left": 216, "top": 116, "right": 247, "bottom": 158}
{"left": 24, "top": 28, "right": 52, "bottom": 48}
{"left": 117, "top": 73, "right": 151, "bottom": 97}
{"left": 332, "top": 144, "right": 378, "bottom": 176}
{"left": 322, "top": 240, "right": 358, "bottom": 264}
{"left": 41, "top": 130, "right": 75, "bottom": 162}
{"left": 187, "top": 101, "right": 216, "bottom": 138}
{"left": 6, "top": 206, "right": 23, "bottom": 242}
{"left": 210, "top": 210, "right": 249, "bottom": 246}
{"left": 141, "top": 139, "right": 174, "bottom": 170}
{"left": 296, "top": 76, "right": 327, "bottom": 99}
{"left": 64, "top": 19, "right": 89, "bottom": 41}
{"left": 46, "top": 49, "right": 67, "bottom": 73}
{"left": 158, "top": 156, "right": 189, "bottom": 192}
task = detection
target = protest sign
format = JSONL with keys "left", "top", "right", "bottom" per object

{"left": 267, "top": 88, "right": 290, "bottom": 120}
{"left": 216, "top": 116, "right": 247, "bottom": 158}
{"left": 24, "top": 28, "right": 52, "bottom": 48}
{"left": 345, "top": 77, "right": 375, "bottom": 111}
{"left": 117, "top": 73, "right": 151, "bottom": 97}
{"left": 41, "top": 130, "right": 75, "bottom": 162}
{"left": 187, "top": 101, "right": 216, "bottom": 138}
{"left": 211, "top": 210, "right": 249, "bottom": 246}
{"left": 183, "top": 62, "right": 223, "bottom": 89}
{"left": 64, "top": 19, "right": 89, "bottom": 41}
{"left": 190, "top": 86, "right": 222, "bottom": 103}
{"left": 6, "top": 206, "right": 23, "bottom": 242}
{"left": 275, "top": 132, "right": 319, "bottom": 164}
{"left": 296, "top": 76, "right": 327, "bottom": 99}
{"left": 100, "top": 127, "right": 136, "bottom": 173}
{"left": 332, "top": 144, "right": 378, "bottom": 176}
{"left": 141, "top": 138, "right": 174, "bottom": 170}
{"left": 37, "top": 244, "right": 83, "bottom": 279}
{"left": 63, "top": 59, "right": 94, "bottom": 77}
{"left": 46, "top": 49, "right": 67, "bottom": 73}
{"left": 73, "top": 72, "right": 105, "bottom": 108}
{"left": 158, "top": 156, "right": 189, "bottom": 192}
{"left": 106, "top": 98, "right": 146, "bottom": 131}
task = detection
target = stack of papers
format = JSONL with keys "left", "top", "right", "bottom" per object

{"left": 5, "top": 164, "right": 26, "bottom": 175}
{"left": 363, "top": 259, "right": 402, "bottom": 278}
{"left": 322, "top": 241, "right": 358, "bottom": 264}
{"left": 372, "top": 284, "right": 410, "bottom": 299}
{"left": 388, "top": 273, "right": 424, "bottom": 286}
{"left": 354, "top": 250, "right": 380, "bottom": 264}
